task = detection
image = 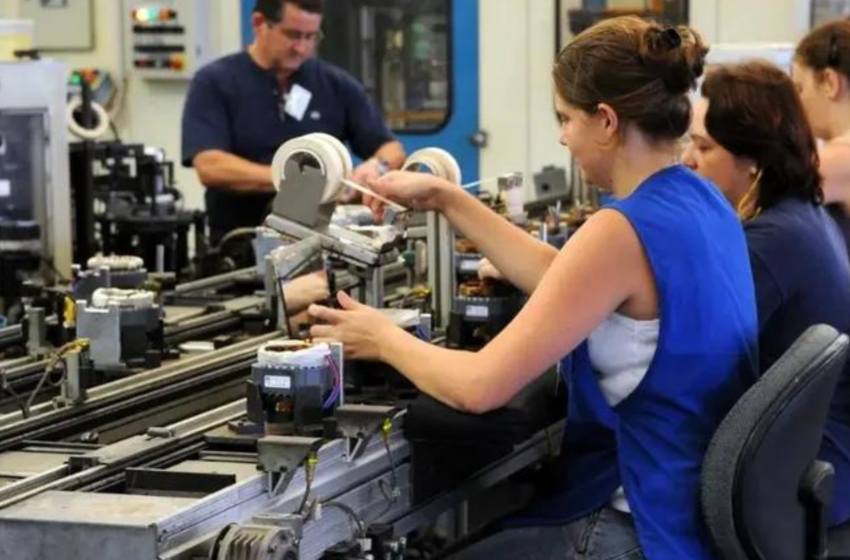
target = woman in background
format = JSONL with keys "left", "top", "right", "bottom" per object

{"left": 682, "top": 59, "right": 850, "bottom": 531}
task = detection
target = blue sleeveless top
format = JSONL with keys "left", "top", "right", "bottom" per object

{"left": 523, "top": 166, "right": 759, "bottom": 560}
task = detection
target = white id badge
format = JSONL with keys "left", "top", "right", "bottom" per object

{"left": 285, "top": 84, "right": 313, "bottom": 121}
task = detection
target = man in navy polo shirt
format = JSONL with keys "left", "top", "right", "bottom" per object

{"left": 181, "top": 0, "right": 406, "bottom": 245}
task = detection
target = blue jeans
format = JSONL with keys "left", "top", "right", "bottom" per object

{"left": 448, "top": 507, "right": 645, "bottom": 560}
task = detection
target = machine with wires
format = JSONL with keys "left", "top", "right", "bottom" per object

{"left": 244, "top": 340, "right": 343, "bottom": 437}
{"left": 69, "top": 140, "right": 206, "bottom": 277}
{"left": 0, "top": 59, "right": 73, "bottom": 319}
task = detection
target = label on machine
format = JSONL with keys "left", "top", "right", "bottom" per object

{"left": 459, "top": 258, "right": 482, "bottom": 273}
{"left": 264, "top": 375, "right": 292, "bottom": 389}
{"left": 465, "top": 305, "right": 489, "bottom": 319}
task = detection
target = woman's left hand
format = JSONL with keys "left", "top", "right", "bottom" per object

{"left": 308, "top": 291, "right": 397, "bottom": 360}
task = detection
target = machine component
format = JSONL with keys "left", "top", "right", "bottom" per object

{"left": 0, "top": 221, "right": 42, "bottom": 310}
{"left": 211, "top": 524, "right": 301, "bottom": 560}
{"left": 20, "top": 0, "right": 93, "bottom": 51}
{"left": 265, "top": 133, "right": 403, "bottom": 269}
{"left": 246, "top": 340, "right": 343, "bottom": 436}
{"left": 497, "top": 172, "right": 526, "bottom": 223}
{"left": 73, "top": 255, "right": 148, "bottom": 302}
{"left": 532, "top": 165, "right": 569, "bottom": 201}
{"left": 448, "top": 238, "right": 523, "bottom": 350}
{"left": 0, "top": 59, "right": 72, "bottom": 277}
{"left": 122, "top": 0, "right": 213, "bottom": 79}
{"left": 254, "top": 227, "right": 285, "bottom": 278}
{"left": 58, "top": 344, "right": 92, "bottom": 405}
{"left": 70, "top": 140, "right": 205, "bottom": 274}
{"left": 66, "top": 96, "right": 110, "bottom": 141}
{"left": 24, "top": 306, "right": 47, "bottom": 355}
{"left": 402, "top": 147, "right": 462, "bottom": 185}
{"left": 68, "top": 68, "right": 117, "bottom": 109}
{"left": 401, "top": 148, "right": 466, "bottom": 329}
{"left": 86, "top": 255, "right": 147, "bottom": 286}
{"left": 76, "top": 287, "right": 163, "bottom": 370}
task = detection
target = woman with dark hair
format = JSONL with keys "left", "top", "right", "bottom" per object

{"left": 794, "top": 19, "right": 850, "bottom": 260}
{"left": 682, "top": 59, "right": 850, "bottom": 529}
{"left": 305, "top": 16, "right": 758, "bottom": 560}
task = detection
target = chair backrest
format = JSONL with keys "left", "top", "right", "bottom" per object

{"left": 702, "top": 324, "right": 849, "bottom": 560}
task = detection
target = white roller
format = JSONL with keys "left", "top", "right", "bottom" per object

{"left": 258, "top": 340, "right": 331, "bottom": 368}
{"left": 403, "top": 148, "right": 462, "bottom": 185}
{"left": 87, "top": 255, "right": 145, "bottom": 271}
{"left": 311, "top": 133, "right": 353, "bottom": 179}
{"left": 270, "top": 133, "right": 353, "bottom": 204}
{"left": 91, "top": 288, "right": 155, "bottom": 309}
{"left": 66, "top": 97, "right": 111, "bottom": 141}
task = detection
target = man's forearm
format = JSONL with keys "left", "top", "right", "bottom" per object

{"left": 193, "top": 150, "right": 274, "bottom": 193}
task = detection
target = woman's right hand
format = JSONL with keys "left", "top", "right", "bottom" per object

{"left": 365, "top": 171, "right": 453, "bottom": 220}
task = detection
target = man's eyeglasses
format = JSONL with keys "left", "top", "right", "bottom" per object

{"left": 276, "top": 26, "right": 324, "bottom": 44}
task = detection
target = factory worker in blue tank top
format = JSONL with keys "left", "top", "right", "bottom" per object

{"left": 308, "top": 16, "right": 759, "bottom": 560}
{"left": 682, "top": 60, "right": 850, "bottom": 536}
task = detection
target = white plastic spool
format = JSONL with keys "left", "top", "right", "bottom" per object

{"left": 270, "top": 133, "right": 353, "bottom": 204}
{"left": 402, "top": 147, "right": 462, "bottom": 185}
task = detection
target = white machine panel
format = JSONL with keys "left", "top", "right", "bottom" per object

{"left": 19, "top": 0, "right": 93, "bottom": 51}
{"left": 121, "top": 0, "right": 212, "bottom": 80}
{"left": 0, "top": 59, "right": 72, "bottom": 275}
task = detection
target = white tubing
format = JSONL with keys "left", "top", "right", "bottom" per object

{"left": 403, "top": 148, "right": 462, "bottom": 185}
{"left": 270, "top": 133, "right": 353, "bottom": 204}
{"left": 87, "top": 255, "right": 144, "bottom": 271}
{"left": 66, "top": 97, "right": 111, "bottom": 141}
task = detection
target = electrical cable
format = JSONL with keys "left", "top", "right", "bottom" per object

{"left": 322, "top": 353, "right": 340, "bottom": 409}
{"left": 66, "top": 97, "right": 110, "bottom": 140}
{"left": 23, "top": 338, "right": 90, "bottom": 417}
{"left": 297, "top": 452, "right": 319, "bottom": 515}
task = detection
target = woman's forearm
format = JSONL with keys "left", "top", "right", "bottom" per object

{"left": 438, "top": 187, "right": 558, "bottom": 294}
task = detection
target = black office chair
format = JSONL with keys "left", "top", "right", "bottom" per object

{"left": 702, "top": 324, "right": 849, "bottom": 560}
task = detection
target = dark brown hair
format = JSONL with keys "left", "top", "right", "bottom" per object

{"left": 701, "top": 61, "right": 822, "bottom": 209}
{"left": 795, "top": 19, "right": 850, "bottom": 79}
{"left": 553, "top": 16, "right": 708, "bottom": 141}
{"left": 254, "top": 0, "right": 323, "bottom": 21}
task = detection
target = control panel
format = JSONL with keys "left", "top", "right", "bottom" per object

{"left": 68, "top": 69, "right": 117, "bottom": 107}
{"left": 121, "top": 0, "right": 212, "bottom": 80}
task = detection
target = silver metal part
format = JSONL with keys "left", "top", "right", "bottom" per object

{"left": 76, "top": 298, "right": 161, "bottom": 370}
{"left": 257, "top": 436, "right": 322, "bottom": 476}
{"left": 265, "top": 159, "right": 403, "bottom": 269}
{"left": 25, "top": 307, "right": 46, "bottom": 355}
{"left": 59, "top": 349, "right": 86, "bottom": 405}
{"left": 212, "top": 524, "right": 300, "bottom": 560}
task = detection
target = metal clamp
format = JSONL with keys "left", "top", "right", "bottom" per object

{"left": 257, "top": 436, "right": 323, "bottom": 475}
{"left": 335, "top": 404, "right": 398, "bottom": 460}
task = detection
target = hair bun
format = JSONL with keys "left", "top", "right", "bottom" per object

{"left": 640, "top": 24, "right": 708, "bottom": 95}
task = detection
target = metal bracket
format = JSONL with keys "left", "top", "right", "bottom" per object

{"left": 257, "top": 436, "right": 323, "bottom": 500}
{"left": 257, "top": 436, "right": 323, "bottom": 475}
{"left": 335, "top": 404, "right": 398, "bottom": 461}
